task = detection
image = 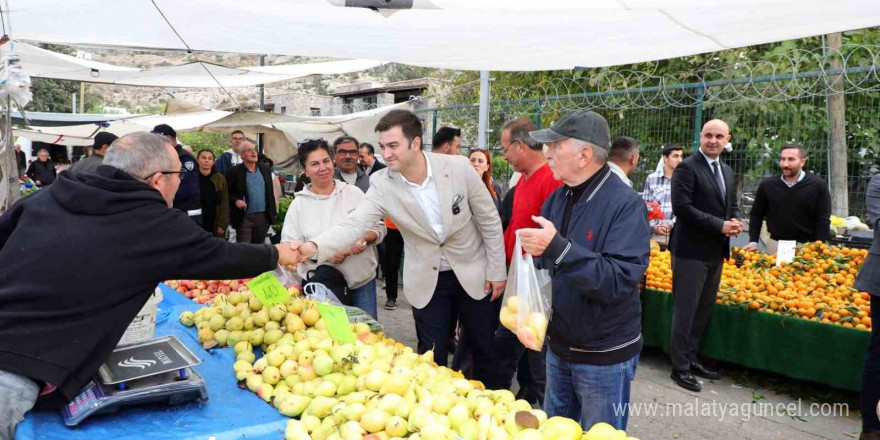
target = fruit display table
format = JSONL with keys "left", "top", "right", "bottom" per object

{"left": 641, "top": 288, "right": 871, "bottom": 391}
{"left": 16, "top": 284, "right": 289, "bottom": 440}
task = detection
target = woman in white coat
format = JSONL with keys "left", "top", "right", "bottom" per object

{"left": 281, "top": 139, "right": 386, "bottom": 319}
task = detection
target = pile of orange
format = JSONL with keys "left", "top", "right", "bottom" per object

{"left": 645, "top": 241, "right": 872, "bottom": 331}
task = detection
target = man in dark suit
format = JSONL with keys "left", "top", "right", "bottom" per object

{"left": 668, "top": 119, "right": 742, "bottom": 392}
{"left": 358, "top": 142, "right": 387, "bottom": 176}
{"left": 856, "top": 175, "right": 880, "bottom": 440}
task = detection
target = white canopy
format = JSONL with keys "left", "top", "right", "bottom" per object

{"left": 3, "top": 41, "right": 382, "bottom": 88}
{"left": 14, "top": 101, "right": 414, "bottom": 164}
{"left": 11, "top": 0, "right": 880, "bottom": 71}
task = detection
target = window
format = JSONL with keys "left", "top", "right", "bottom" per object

{"left": 280, "top": 106, "right": 287, "bottom": 114}
{"left": 310, "top": 107, "right": 321, "bottom": 116}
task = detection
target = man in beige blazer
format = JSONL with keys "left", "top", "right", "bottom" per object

{"left": 291, "top": 110, "right": 506, "bottom": 388}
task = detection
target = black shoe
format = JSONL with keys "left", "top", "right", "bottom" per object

{"left": 671, "top": 370, "right": 702, "bottom": 392}
{"left": 384, "top": 299, "right": 397, "bottom": 310}
{"left": 515, "top": 386, "right": 531, "bottom": 401}
{"left": 860, "top": 431, "right": 880, "bottom": 440}
{"left": 690, "top": 362, "right": 722, "bottom": 380}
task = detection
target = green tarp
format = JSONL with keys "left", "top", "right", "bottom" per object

{"left": 641, "top": 289, "right": 871, "bottom": 391}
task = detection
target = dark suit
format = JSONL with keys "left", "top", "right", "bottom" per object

{"left": 668, "top": 150, "right": 740, "bottom": 371}
{"left": 856, "top": 175, "right": 880, "bottom": 433}
{"left": 360, "top": 160, "right": 387, "bottom": 176}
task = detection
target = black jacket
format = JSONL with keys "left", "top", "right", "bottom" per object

{"left": 748, "top": 172, "right": 831, "bottom": 243}
{"left": 225, "top": 163, "right": 277, "bottom": 229}
{"left": 856, "top": 175, "right": 880, "bottom": 296}
{"left": 26, "top": 159, "right": 57, "bottom": 186}
{"left": 669, "top": 151, "right": 740, "bottom": 260}
{"left": 173, "top": 145, "right": 201, "bottom": 212}
{"left": 0, "top": 165, "right": 279, "bottom": 401}
{"left": 15, "top": 150, "right": 25, "bottom": 172}
{"left": 360, "top": 161, "right": 387, "bottom": 176}
{"left": 538, "top": 166, "right": 650, "bottom": 364}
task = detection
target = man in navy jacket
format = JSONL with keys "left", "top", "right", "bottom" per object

{"left": 519, "top": 110, "right": 649, "bottom": 431}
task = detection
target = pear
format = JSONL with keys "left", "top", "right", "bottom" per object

{"left": 285, "top": 420, "right": 311, "bottom": 440}
{"left": 246, "top": 374, "right": 264, "bottom": 392}
{"left": 197, "top": 328, "right": 215, "bottom": 343}
{"left": 233, "top": 360, "right": 253, "bottom": 374}
{"left": 249, "top": 328, "right": 265, "bottom": 346}
{"left": 237, "top": 350, "right": 256, "bottom": 364}
{"left": 263, "top": 366, "right": 282, "bottom": 385}
{"left": 340, "top": 420, "right": 367, "bottom": 440}
{"left": 342, "top": 402, "right": 366, "bottom": 421}
{"left": 265, "top": 321, "right": 282, "bottom": 332}
{"left": 249, "top": 296, "right": 263, "bottom": 312}
{"left": 225, "top": 316, "right": 244, "bottom": 331}
{"left": 267, "top": 350, "right": 287, "bottom": 368}
{"left": 265, "top": 329, "right": 284, "bottom": 346}
{"left": 314, "top": 380, "right": 338, "bottom": 397}
{"left": 307, "top": 396, "right": 339, "bottom": 419}
{"left": 280, "top": 359, "right": 298, "bottom": 378}
{"left": 213, "top": 329, "right": 230, "bottom": 346}
{"left": 257, "top": 383, "right": 275, "bottom": 402}
{"left": 360, "top": 409, "right": 390, "bottom": 434}
{"left": 459, "top": 418, "right": 480, "bottom": 440}
{"left": 179, "top": 311, "right": 195, "bottom": 326}
{"left": 254, "top": 308, "right": 270, "bottom": 327}
{"left": 386, "top": 416, "right": 409, "bottom": 438}
{"left": 279, "top": 394, "right": 312, "bottom": 417}
{"left": 447, "top": 402, "right": 470, "bottom": 430}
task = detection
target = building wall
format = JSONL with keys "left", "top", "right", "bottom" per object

{"left": 265, "top": 93, "right": 337, "bottom": 116}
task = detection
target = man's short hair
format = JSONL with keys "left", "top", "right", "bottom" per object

{"left": 432, "top": 126, "right": 461, "bottom": 151}
{"left": 662, "top": 143, "right": 683, "bottom": 157}
{"left": 572, "top": 139, "right": 608, "bottom": 164}
{"left": 37, "top": 148, "right": 49, "bottom": 155}
{"left": 503, "top": 118, "right": 542, "bottom": 151}
{"left": 359, "top": 142, "right": 375, "bottom": 155}
{"left": 375, "top": 109, "right": 423, "bottom": 145}
{"left": 231, "top": 130, "right": 245, "bottom": 138}
{"left": 104, "top": 132, "right": 177, "bottom": 180}
{"left": 609, "top": 137, "right": 640, "bottom": 161}
{"left": 781, "top": 142, "right": 807, "bottom": 159}
{"left": 333, "top": 136, "right": 360, "bottom": 151}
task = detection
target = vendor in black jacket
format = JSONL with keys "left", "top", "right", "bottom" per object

{"left": 25, "top": 148, "right": 57, "bottom": 186}
{"left": 0, "top": 132, "right": 299, "bottom": 438}
{"left": 519, "top": 110, "right": 650, "bottom": 431}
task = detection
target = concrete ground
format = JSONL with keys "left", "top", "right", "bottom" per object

{"left": 374, "top": 281, "right": 863, "bottom": 440}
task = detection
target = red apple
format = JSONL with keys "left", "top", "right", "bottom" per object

{"left": 218, "top": 286, "right": 231, "bottom": 294}
{"left": 196, "top": 282, "right": 207, "bottom": 290}
{"left": 207, "top": 285, "right": 218, "bottom": 293}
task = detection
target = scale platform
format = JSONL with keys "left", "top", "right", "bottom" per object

{"left": 62, "top": 335, "right": 208, "bottom": 426}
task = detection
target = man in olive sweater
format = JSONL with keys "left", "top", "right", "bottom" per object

{"left": 744, "top": 143, "right": 831, "bottom": 254}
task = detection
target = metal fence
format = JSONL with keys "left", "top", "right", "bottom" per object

{"left": 415, "top": 61, "right": 880, "bottom": 219}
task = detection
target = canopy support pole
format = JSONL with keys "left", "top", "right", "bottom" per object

{"left": 477, "top": 70, "right": 490, "bottom": 150}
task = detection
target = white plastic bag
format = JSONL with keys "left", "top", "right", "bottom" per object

{"left": 499, "top": 231, "right": 550, "bottom": 351}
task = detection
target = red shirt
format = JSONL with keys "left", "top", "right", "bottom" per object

{"left": 504, "top": 163, "right": 563, "bottom": 264}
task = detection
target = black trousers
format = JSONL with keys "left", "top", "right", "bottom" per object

{"left": 669, "top": 256, "right": 724, "bottom": 371}
{"left": 412, "top": 271, "right": 498, "bottom": 388}
{"left": 381, "top": 228, "right": 404, "bottom": 301}
{"left": 862, "top": 295, "right": 880, "bottom": 432}
{"left": 494, "top": 325, "right": 547, "bottom": 404}
{"left": 236, "top": 212, "right": 269, "bottom": 244}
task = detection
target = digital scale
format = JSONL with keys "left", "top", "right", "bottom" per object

{"left": 62, "top": 335, "right": 209, "bottom": 426}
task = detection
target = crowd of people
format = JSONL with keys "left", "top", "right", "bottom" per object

{"left": 6, "top": 105, "right": 875, "bottom": 440}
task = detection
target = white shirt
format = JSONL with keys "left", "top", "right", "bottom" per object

{"left": 782, "top": 170, "right": 806, "bottom": 188}
{"left": 340, "top": 171, "right": 358, "bottom": 186}
{"left": 226, "top": 149, "right": 243, "bottom": 166}
{"left": 608, "top": 162, "right": 632, "bottom": 187}
{"left": 400, "top": 152, "right": 451, "bottom": 271}
{"left": 700, "top": 149, "right": 726, "bottom": 195}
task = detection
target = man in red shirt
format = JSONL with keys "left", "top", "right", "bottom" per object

{"left": 495, "top": 117, "right": 563, "bottom": 405}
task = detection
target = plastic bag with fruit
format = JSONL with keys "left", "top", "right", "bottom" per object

{"left": 499, "top": 231, "right": 550, "bottom": 351}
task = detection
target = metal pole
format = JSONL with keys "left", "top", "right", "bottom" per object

{"left": 692, "top": 87, "right": 704, "bottom": 151}
{"left": 534, "top": 100, "right": 542, "bottom": 129}
{"left": 432, "top": 110, "right": 438, "bottom": 147}
{"left": 477, "top": 70, "right": 490, "bottom": 150}
{"left": 79, "top": 82, "right": 85, "bottom": 114}
{"left": 259, "top": 55, "right": 266, "bottom": 111}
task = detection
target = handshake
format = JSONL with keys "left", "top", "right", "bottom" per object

{"left": 274, "top": 241, "right": 317, "bottom": 270}
{"left": 721, "top": 218, "right": 744, "bottom": 237}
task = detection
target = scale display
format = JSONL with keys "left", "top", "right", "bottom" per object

{"left": 62, "top": 335, "right": 208, "bottom": 426}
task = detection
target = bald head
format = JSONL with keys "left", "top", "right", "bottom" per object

{"left": 700, "top": 119, "right": 731, "bottom": 159}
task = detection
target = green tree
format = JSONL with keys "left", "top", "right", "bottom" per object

{"left": 27, "top": 43, "right": 104, "bottom": 113}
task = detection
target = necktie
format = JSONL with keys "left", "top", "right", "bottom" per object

{"left": 712, "top": 161, "right": 726, "bottom": 203}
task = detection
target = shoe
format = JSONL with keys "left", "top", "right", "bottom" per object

{"left": 515, "top": 386, "right": 531, "bottom": 401}
{"left": 384, "top": 299, "right": 397, "bottom": 310}
{"left": 860, "top": 432, "right": 880, "bottom": 440}
{"left": 671, "top": 370, "right": 702, "bottom": 392}
{"left": 690, "top": 362, "right": 722, "bottom": 380}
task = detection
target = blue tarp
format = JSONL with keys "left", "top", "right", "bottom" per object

{"left": 17, "top": 284, "right": 288, "bottom": 440}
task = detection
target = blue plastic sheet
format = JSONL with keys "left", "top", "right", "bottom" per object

{"left": 16, "top": 284, "right": 288, "bottom": 440}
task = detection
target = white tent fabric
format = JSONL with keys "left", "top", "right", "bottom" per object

{"left": 11, "top": 0, "right": 880, "bottom": 71}
{"left": 3, "top": 41, "right": 382, "bottom": 88}
{"left": 13, "top": 101, "right": 413, "bottom": 164}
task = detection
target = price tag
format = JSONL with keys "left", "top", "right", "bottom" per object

{"left": 317, "top": 303, "right": 355, "bottom": 343}
{"left": 247, "top": 272, "right": 290, "bottom": 307}
{"left": 776, "top": 240, "right": 797, "bottom": 266}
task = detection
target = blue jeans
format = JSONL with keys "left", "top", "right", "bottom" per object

{"left": 350, "top": 279, "right": 378, "bottom": 320}
{"left": 544, "top": 349, "right": 639, "bottom": 430}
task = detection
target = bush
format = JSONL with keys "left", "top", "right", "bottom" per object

{"left": 491, "top": 154, "right": 512, "bottom": 183}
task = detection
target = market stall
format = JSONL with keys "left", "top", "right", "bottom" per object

{"left": 641, "top": 243, "right": 872, "bottom": 391}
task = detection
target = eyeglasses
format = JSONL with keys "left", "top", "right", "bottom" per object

{"left": 242, "top": 148, "right": 258, "bottom": 153}
{"left": 336, "top": 149, "right": 359, "bottom": 156}
{"left": 140, "top": 168, "right": 187, "bottom": 181}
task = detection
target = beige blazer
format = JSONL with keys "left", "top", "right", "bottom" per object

{"left": 311, "top": 152, "right": 506, "bottom": 309}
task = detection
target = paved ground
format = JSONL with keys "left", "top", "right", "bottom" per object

{"left": 374, "top": 281, "right": 863, "bottom": 440}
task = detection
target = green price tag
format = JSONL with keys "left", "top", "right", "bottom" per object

{"left": 317, "top": 303, "right": 355, "bottom": 343}
{"left": 247, "top": 272, "right": 290, "bottom": 307}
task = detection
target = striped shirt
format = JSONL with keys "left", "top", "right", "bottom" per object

{"left": 641, "top": 169, "right": 675, "bottom": 227}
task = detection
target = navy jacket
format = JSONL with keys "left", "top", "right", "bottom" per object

{"left": 538, "top": 165, "right": 650, "bottom": 364}
{"left": 856, "top": 175, "right": 880, "bottom": 296}
{"left": 173, "top": 145, "right": 201, "bottom": 212}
